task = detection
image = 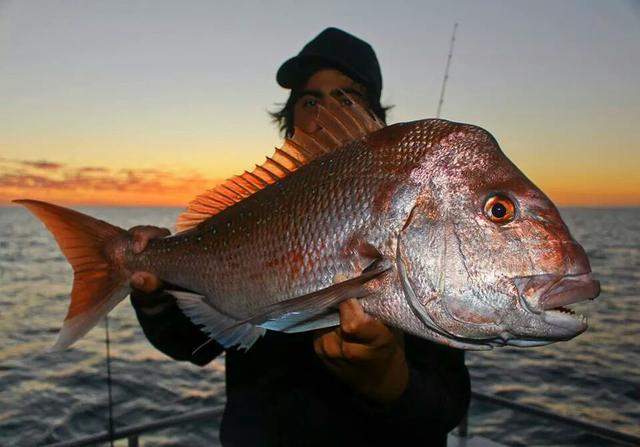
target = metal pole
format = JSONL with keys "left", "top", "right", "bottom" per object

{"left": 105, "top": 316, "right": 115, "bottom": 447}
{"left": 457, "top": 411, "right": 469, "bottom": 438}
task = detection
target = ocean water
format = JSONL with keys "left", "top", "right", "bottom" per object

{"left": 0, "top": 206, "right": 638, "bottom": 446}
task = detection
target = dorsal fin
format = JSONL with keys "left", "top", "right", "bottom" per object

{"left": 176, "top": 93, "right": 384, "bottom": 232}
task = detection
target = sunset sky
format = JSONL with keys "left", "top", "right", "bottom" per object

{"left": 1, "top": 0, "right": 639, "bottom": 207}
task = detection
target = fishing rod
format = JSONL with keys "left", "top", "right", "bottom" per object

{"left": 436, "top": 22, "right": 458, "bottom": 118}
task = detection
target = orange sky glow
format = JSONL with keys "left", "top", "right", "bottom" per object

{"left": 1, "top": 154, "right": 638, "bottom": 208}
{"left": 1, "top": 2, "right": 638, "bottom": 209}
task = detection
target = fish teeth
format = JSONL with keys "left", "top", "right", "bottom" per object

{"left": 546, "top": 307, "right": 587, "bottom": 323}
{"left": 553, "top": 304, "right": 590, "bottom": 324}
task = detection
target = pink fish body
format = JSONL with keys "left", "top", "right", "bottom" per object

{"left": 16, "top": 103, "right": 599, "bottom": 351}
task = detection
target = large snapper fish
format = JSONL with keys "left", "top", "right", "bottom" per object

{"left": 16, "top": 99, "right": 599, "bottom": 352}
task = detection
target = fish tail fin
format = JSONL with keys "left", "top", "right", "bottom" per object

{"left": 14, "top": 199, "right": 130, "bottom": 351}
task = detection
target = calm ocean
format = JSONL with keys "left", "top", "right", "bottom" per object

{"left": 0, "top": 206, "right": 638, "bottom": 446}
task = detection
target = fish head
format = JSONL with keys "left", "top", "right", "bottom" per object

{"left": 396, "top": 120, "right": 600, "bottom": 350}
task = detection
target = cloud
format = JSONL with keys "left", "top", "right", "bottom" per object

{"left": 0, "top": 158, "right": 221, "bottom": 205}
{"left": 20, "top": 160, "right": 63, "bottom": 170}
{"left": 77, "top": 166, "right": 108, "bottom": 173}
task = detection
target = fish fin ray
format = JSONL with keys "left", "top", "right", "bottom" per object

{"left": 169, "top": 290, "right": 265, "bottom": 350}
{"left": 240, "top": 258, "right": 392, "bottom": 329}
{"left": 13, "top": 199, "right": 130, "bottom": 351}
{"left": 175, "top": 95, "right": 383, "bottom": 233}
{"left": 335, "top": 89, "right": 385, "bottom": 134}
{"left": 260, "top": 310, "right": 340, "bottom": 333}
{"left": 51, "top": 285, "right": 130, "bottom": 352}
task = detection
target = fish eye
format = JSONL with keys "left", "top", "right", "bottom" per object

{"left": 484, "top": 194, "right": 516, "bottom": 224}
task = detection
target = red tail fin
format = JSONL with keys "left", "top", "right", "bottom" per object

{"left": 14, "top": 199, "right": 130, "bottom": 351}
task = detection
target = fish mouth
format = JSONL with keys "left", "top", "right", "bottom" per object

{"left": 513, "top": 272, "right": 600, "bottom": 339}
{"left": 515, "top": 272, "right": 600, "bottom": 312}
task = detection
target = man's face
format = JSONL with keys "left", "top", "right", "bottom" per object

{"left": 293, "top": 68, "right": 368, "bottom": 134}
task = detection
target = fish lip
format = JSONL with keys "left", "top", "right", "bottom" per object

{"left": 514, "top": 271, "right": 600, "bottom": 314}
{"left": 539, "top": 273, "right": 600, "bottom": 310}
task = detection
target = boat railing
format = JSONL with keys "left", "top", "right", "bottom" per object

{"left": 466, "top": 391, "right": 639, "bottom": 447}
{"left": 43, "top": 393, "right": 640, "bottom": 447}
{"left": 44, "top": 406, "right": 224, "bottom": 447}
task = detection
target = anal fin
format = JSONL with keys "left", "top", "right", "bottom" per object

{"left": 168, "top": 290, "right": 265, "bottom": 350}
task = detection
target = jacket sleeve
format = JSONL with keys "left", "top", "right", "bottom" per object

{"left": 396, "top": 335, "right": 470, "bottom": 431}
{"left": 351, "top": 334, "right": 470, "bottom": 441}
{"left": 130, "top": 288, "right": 224, "bottom": 366}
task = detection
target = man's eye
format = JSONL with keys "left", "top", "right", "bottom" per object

{"left": 302, "top": 99, "right": 318, "bottom": 108}
{"left": 341, "top": 98, "right": 353, "bottom": 106}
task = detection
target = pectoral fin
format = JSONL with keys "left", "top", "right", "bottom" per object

{"left": 260, "top": 310, "right": 340, "bottom": 333}
{"left": 240, "top": 258, "right": 392, "bottom": 332}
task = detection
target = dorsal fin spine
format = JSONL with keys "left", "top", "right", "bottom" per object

{"left": 266, "top": 156, "right": 292, "bottom": 175}
{"left": 193, "top": 192, "right": 219, "bottom": 205}
{"left": 317, "top": 124, "right": 343, "bottom": 146}
{"left": 316, "top": 104, "right": 353, "bottom": 142}
{"left": 191, "top": 202, "right": 224, "bottom": 212}
{"left": 293, "top": 133, "right": 326, "bottom": 156}
{"left": 220, "top": 184, "right": 246, "bottom": 199}
{"left": 228, "top": 179, "right": 250, "bottom": 195}
{"left": 233, "top": 175, "right": 259, "bottom": 193}
{"left": 201, "top": 198, "right": 226, "bottom": 209}
{"left": 342, "top": 107, "right": 366, "bottom": 134}
{"left": 336, "top": 89, "right": 373, "bottom": 134}
{"left": 213, "top": 191, "right": 236, "bottom": 204}
{"left": 275, "top": 148, "right": 304, "bottom": 168}
{"left": 285, "top": 139, "right": 314, "bottom": 159}
{"left": 244, "top": 170, "right": 269, "bottom": 187}
{"left": 255, "top": 164, "right": 281, "bottom": 182}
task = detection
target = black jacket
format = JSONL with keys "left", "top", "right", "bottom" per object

{"left": 131, "top": 290, "right": 470, "bottom": 447}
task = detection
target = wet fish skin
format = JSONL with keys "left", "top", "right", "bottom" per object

{"left": 15, "top": 118, "right": 599, "bottom": 351}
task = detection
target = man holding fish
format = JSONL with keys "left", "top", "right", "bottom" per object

{"left": 17, "top": 26, "right": 599, "bottom": 447}
{"left": 128, "top": 28, "right": 471, "bottom": 445}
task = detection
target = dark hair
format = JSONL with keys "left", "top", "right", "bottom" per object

{"left": 270, "top": 87, "right": 392, "bottom": 138}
